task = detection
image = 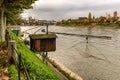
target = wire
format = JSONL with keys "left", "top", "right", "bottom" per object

{"left": 33, "top": 26, "right": 45, "bottom": 34}
{"left": 89, "top": 43, "right": 112, "bottom": 63}
{"left": 91, "top": 42, "right": 116, "bottom": 48}
{"left": 23, "top": 26, "right": 45, "bottom": 40}
{"left": 67, "top": 41, "right": 86, "bottom": 49}
{"left": 75, "top": 44, "right": 105, "bottom": 60}
{"left": 74, "top": 46, "right": 120, "bottom": 74}
{"left": 24, "top": 26, "right": 41, "bottom": 32}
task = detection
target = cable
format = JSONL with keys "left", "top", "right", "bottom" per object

{"left": 88, "top": 43, "right": 120, "bottom": 68}
{"left": 89, "top": 43, "right": 112, "bottom": 63}
{"left": 77, "top": 45, "right": 120, "bottom": 75}
{"left": 23, "top": 26, "right": 45, "bottom": 40}
{"left": 74, "top": 46, "right": 120, "bottom": 74}
{"left": 75, "top": 43, "right": 105, "bottom": 60}
{"left": 24, "top": 26, "right": 41, "bottom": 32}
{"left": 91, "top": 42, "right": 116, "bottom": 48}
{"left": 67, "top": 41, "right": 86, "bottom": 49}
{"left": 33, "top": 26, "right": 45, "bottom": 34}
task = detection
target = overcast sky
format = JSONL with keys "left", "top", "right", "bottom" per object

{"left": 21, "top": 0, "right": 120, "bottom": 21}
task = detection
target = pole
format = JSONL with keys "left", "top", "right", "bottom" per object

{"left": 42, "top": 52, "right": 48, "bottom": 64}
{"left": 18, "top": 53, "right": 21, "bottom": 80}
{"left": 8, "top": 40, "right": 17, "bottom": 64}
{"left": 46, "top": 24, "right": 48, "bottom": 34}
{"left": 45, "top": 52, "right": 48, "bottom": 64}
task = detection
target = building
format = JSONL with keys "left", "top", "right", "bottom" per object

{"left": 106, "top": 13, "right": 111, "bottom": 19}
{"left": 113, "top": 11, "right": 117, "bottom": 17}
{"left": 78, "top": 17, "right": 87, "bottom": 20}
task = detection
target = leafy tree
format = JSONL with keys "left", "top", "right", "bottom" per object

{"left": 112, "top": 17, "right": 119, "bottom": 23}
{"left": 0, "top": 0, "right": 37, "bottom": 42}
{"left": 98, "top": 16, "right": 106, "bottom": 23}
{"left": 88, "top": 12, "right": 92, "bottom": 23}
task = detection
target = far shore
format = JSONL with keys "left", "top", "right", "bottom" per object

{"left": 56, "top": 23, "right": 120, "bottom": 28}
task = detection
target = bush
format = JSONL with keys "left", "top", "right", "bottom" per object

{"left": 24, "top": 40, "right": 30, "bottom": 45}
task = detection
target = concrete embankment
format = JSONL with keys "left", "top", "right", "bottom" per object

{"left": 47, "top": 56, "right": 83, "bottom": 80}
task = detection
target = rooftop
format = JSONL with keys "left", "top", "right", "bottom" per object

{"left": 29, "top": 34, "right": 57, "bottom": 39}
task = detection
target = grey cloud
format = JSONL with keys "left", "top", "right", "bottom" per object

{"left": 22, "top": 0, "right": 120, "bottom": 20}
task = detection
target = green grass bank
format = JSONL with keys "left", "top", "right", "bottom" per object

{"left": 8, "top": 29, "right": 62, "bottom": 80}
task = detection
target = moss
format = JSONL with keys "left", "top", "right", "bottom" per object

{"left": 29, "top": 34, "right": 57, "bottom": 39}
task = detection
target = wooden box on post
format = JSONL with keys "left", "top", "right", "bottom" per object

{"left": 29, "top": 34, "right": 57, "bottom": 52}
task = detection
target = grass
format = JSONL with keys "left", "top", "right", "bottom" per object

{"left": 8, "top": 29, "right": 62, "bottom": 80}
{"left": 8, "top": 65, "right": 18, "bottom": 80}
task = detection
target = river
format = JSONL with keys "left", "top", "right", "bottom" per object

{"left": 21, "top": 25, "right": 120, "bottom": 80}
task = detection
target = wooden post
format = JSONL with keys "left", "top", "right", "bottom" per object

{"left": 8, "top": 40, "right": 17, "bottom": 64}
{"left": 18, "top": 53, "right": 21, "bottom": 80}
{"left": 6, "top": 30, "right": 12, "bottom": 46}
{"left": 45, "top": 23, "right": 48, "bottom": 64}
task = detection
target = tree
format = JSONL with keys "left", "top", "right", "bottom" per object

{"left": 0, "top": 0, "right": 37, "bottom": 42}
{"left": 112, "top": 17, "right": 119, "bottom": 23}
{"left": 98, "top": 16, "right": 106, "bottom": 23}
{"left": 88, "top": 12, "right": 92, "bottom": 23}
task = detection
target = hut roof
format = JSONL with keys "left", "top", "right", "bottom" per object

{"left": 29, "top": 34, "right": 57, "bottom": 39}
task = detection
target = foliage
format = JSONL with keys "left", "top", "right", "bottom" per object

{"left": 24, "top": 40, "right": 30, "bottom": 45}
{"left": 56, "top": 19, "right": 90, "bottom": 27}
{"left": 56, "top": 13, "right": 120, "bottom": 27}
{"left": 0, "top": 0, "right": 37, "bottom": 42}
{"left": 97, "top": 23, "right": 120, "bottom": 28}
{"left": 8, "top": 65, "right": 18, "bottom": 80}
{"left": 0, "top": 41, "right": 7, "bottom": 48}
{"left": 87, "top": 12, "right": 92, "bottom": 23}
{"left": 8, "top": 29, "right": 62, "bottom": 80}
{"left": 1, "top": 0, "right": 37, "bottom": 25}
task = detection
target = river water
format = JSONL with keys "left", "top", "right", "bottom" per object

{"left": 21, "top": 25, "right": 120, "bottom": 80}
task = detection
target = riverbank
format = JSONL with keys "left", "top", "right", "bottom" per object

{"left": 56, "top": 23, "right": 120, "bottom": 28}
{"left": 96, "top": 23, "right": 120, "bottom": 28}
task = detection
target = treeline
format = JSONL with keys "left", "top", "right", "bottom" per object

{"left": 56, "top": 19, "right": 92, "bottom": 26}
{"left": 56, "top": 12, "right": 120, "bottom": 27}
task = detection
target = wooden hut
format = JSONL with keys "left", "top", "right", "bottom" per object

{"left": 29, "top": 34, "right": 57, "bottom": 52}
